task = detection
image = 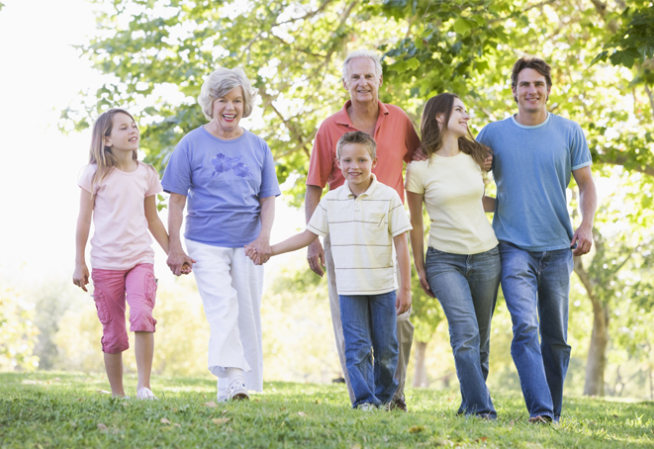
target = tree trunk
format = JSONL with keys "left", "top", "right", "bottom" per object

{"left": 412, "top": 340, "right": 429, "bottom": 388}
{"left": 574, "top": 256, "right": 610, "bottom": 396}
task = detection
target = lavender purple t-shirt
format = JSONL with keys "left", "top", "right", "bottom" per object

{"left": 162, "top": 127, "right": 280, "bottom": 248}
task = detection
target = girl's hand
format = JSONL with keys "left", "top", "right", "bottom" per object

{"left": 417, "top": 269, "right": 435, "bottom": 298}
{"left": 167, "top": 249, "right": 196, "bottom": 276}
{"left": 247, "top": 235, "right": 271, "bottom": 265}
{"left": 73, "top": 263, "right": 90, "bottom": 292}
{"left": 181, "top": 262, "right": 192, "bottom": 275}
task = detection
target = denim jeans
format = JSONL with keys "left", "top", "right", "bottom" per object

{"left": 339, "top": 291, "right": 399, "bottom": 408}
{"left": 424, "top": 246, "right": 501, "bottom": 418}
{"left": 499, "top": 242, "right": 573, "bottom": 422}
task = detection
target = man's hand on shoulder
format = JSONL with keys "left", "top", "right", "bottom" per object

{"left": 411, "top": 146, "right": 428, "bottom": 161}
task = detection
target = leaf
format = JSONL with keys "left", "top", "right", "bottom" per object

{"left": 590, "top": 50, "right": 608, "bottom": 66}
{"left": 97, "top": 423, "right": 107, "bottom": 430}
{"left": 212, "top": 418, "right": 231, "bottom": 425}
{"left": 203, "top": 401, "right": 218, "bottom": 408}
{"left": 160, "top": 418, "right": 171, "bottom": 424}
{"left": 408, "top": 425, "right": 424, "bottom": 433}
{"left": 453, "top": 18, "right": 472, "bottom": 36}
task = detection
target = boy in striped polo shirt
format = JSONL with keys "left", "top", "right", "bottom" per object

{"left": 247, "top": 131, "right": 412, "bottom": 409}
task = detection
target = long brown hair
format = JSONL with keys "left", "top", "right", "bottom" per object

{"left": 88, "top": 108, "right": 138, "bottom": 198}
{"left": 420, "top": 93, "right": 490, "bottom": 170}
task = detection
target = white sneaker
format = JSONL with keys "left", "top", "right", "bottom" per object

{"left": 228, "top": 379, "right": 249, "bottom": 401}
{"left": 136, "top": 387, "right": 157, "bottom": 400}
{"left": 356, "top": 403, "right": 376, "bottom": 411}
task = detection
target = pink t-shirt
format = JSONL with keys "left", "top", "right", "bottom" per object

{"left": 78, "top": 162, "right": 163, "bottom": 270}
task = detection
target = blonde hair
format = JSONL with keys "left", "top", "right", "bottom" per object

{"left": 88, "top": 108, "right": 137, "bottom": 198}
{"left": 420, "top": 93, "right": 490, "bottom": 171}
{"left": 336, "top": 131, "right": 377, "bottom": 159}
{"left": 197, "top": 67, "right": 255, "bottom": 120}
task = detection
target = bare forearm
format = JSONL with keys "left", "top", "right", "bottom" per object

{"left": 75, "top": 220, "right": 90, "bottom": 264}
{"left": 272, "top": 230, "right": 318, "bottom": 256}
{"left": 168, "top": 198, "right": 185, "bottom": 251}
{"left": 258, "top": 196, "right": 275, "bottom": 240}
{"left": 305, "top": 185, "right": 322, "bottom": 224}
{"left": 394, "top": 233, "right": 412, "bottom": 292}
{"left": 409, "top": 226, "right": 425, "bottom": 273}
{"left": 579, "top": 184, "right": 597, "bottom": 229}
{"left": 148, "top": 218, "right": 170, "bottom": 254}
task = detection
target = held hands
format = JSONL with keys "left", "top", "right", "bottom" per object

{"left": 571, "top": 223, "right": 593, "bottom": 256}
{"left": 245, "top": 235, "right": 272, "bottom": 265}
{"left": 396, "top": 288, "right": 412, "bottom": 316}
{"left": 73, "top": 263, "right": 90, "bottom": 292}
{"left": 167, "top": 249, "right": 196, "bottom": 276}
{"left": 411, "top": 146, "right": 429, "bottom": 162}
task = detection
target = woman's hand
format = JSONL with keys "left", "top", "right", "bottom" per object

{"left": 247, "top": 235, "right": 271, "bottom": 265}
{"left": 73, "top": 263, "right": 90, "bottom": 292}
{"left": 417, "top": 268, "right": 435, "bottom": 298}
{"left": 167, "top": 248, "right": 196, "bottom": 276}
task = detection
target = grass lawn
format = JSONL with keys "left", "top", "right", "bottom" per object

{"left": 1, "top": 372, "right": 653, "bottom": 448}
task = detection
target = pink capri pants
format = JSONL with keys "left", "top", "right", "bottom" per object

{"left": 91, "top": 263, "right": 158, "bottom": 354}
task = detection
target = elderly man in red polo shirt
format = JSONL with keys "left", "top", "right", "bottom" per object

{"left": 304, "top": 49, "right": 421, "bottom": 411}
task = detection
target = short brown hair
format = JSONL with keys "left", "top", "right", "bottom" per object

{"left": 511, "top": 57, "right": 552, "bottom": 89}
{"left": 336, "top": 131, "right": 377, "bottom": 159}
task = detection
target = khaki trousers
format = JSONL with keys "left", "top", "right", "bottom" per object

{"left": 324, "top": 234, "right": 414, "bottom": 403}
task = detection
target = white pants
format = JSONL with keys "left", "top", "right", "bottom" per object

{"left": 186, "top": 239, "right": 264, "bottom": 392}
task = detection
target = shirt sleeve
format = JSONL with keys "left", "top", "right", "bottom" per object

{"left": 388, "top": 192, "right": 412, "bottom": 237}
{"left": 404, "top": 161, "right": 424, "bottom": 194}
{"left": 258, "top": 141, "right": 281, "bottom": 198}
{"left": 306, "top": 123, "right": 335, "bottom": 188}
{"left": 570, "top": 123, "right": 592, "bottom": 171}
{"left": 145, "top": 165, "right": 164, "bottom": 197}
{"left": 403, "top": 114, "right": 421, "bottom": 164}
{"left": 77, "top": 165, "right": 95, "bottom": 194}
{"left": 161, "top": 138, "right": 192, "bottom": 196}
{"left": 306, "top": 198, "right": 329, "bottom": 237}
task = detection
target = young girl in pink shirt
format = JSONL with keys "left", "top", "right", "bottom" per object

{"left": 73, "top": 108, "right": 185, "bottom": 399}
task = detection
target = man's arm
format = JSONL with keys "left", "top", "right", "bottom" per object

{"left": 571, "top": 166, "right": 597, "bottom": 256}
{"left": 305, "top": 185, "right": 325, "bottom": 276}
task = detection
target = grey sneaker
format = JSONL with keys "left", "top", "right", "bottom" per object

{"left": 356, "top": 403, "right": 376, "bottom": 411}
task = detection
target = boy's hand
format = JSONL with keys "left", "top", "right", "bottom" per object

{"left": 73, "top": 263, "right": 90, "bottom": 292}
{"left": 396, "top": 289, "right": 412, "bottom": 316}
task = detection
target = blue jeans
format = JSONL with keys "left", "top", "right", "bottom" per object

{"left": 424, "top": 246, "right": 501, "bottom": 418}
{"left": 499, "top": 242, "right": 574, "bottom": 422}
{"left": 339, "top": 291, "right": 399, "bottom": 408}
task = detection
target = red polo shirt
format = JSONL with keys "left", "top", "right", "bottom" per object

{"left": 306, "top": 100, "right": 421, "bottom": 202}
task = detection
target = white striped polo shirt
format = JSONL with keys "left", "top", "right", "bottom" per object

{"left": 307, "top": 175, "right": 412, "bottom": 296}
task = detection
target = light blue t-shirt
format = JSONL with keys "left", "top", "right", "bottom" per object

{"left": 162, "top": 127, "right": 281, "bottom": 247}
{"left": 477, "top": 113, "right": 592, "bottom": 252}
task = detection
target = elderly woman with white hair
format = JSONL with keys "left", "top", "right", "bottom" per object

{"left": 162, "top": 67, "right": 280, "bottom": 401}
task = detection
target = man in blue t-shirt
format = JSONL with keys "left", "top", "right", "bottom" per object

{"left": 477, "top": 57, "right": 597, "bottom": 423}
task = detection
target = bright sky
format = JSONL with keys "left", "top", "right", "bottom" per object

{"left": 0, "top": 0, "right": 304, "bottom": 290}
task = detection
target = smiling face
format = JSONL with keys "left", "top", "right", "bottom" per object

{"left": 342, "top": 57, "right": 382, "bottom": 105}
{"left": 337, "top": 142, "right": 378, "bottom": 191}
{"left": 211, "top": 86, "right": 244, "bottom": 134}
{"left": 439, "top": 97, "right": 470, "bottom": 138}
{"left": 104, "top": 112, "right": 139, "bottom": 153}
{"left": 512, "top": 68, "right": 551, "bottom": 114}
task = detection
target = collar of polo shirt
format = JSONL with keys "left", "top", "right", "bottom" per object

{"left": 342, "top": 173, "right": 379, "bottom": 199}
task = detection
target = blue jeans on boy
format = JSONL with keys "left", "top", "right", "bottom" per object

{"left": 339, "top": 291, "right": 399, "bottom": 408}
{"left": 499, "top": 242, "right": 574, "bottom": 422}
{"left": 424, "top": 246, "right": 501, "bottom": 418}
